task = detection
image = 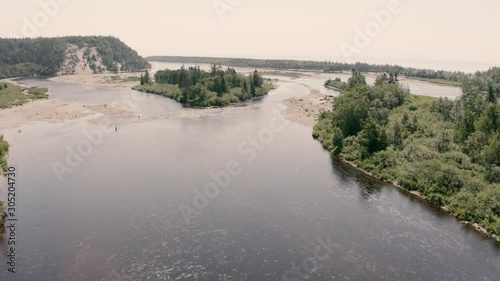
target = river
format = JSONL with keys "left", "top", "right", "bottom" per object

{"left": 0, "top": 62, "right": 498, "bottom": 280}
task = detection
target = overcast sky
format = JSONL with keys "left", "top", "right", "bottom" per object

{"left": 2, "top": 0, "right": 499, "bottom": 70}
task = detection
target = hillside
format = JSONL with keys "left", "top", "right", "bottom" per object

{"left": 0, "top": 36, "right": 150, "bottom": 79}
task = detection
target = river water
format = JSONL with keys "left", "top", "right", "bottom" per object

{"left": 0, "top": 63, "right": 498, "bottom": 281}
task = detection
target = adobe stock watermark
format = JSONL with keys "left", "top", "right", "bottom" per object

{"left": 282, "top": 236, "right": 339, "bottom": 281}
{"left": 178, "top": 108, "right": 290, "bottom": 224}
{"left": 213, "top": 0, "right": 243, "bottom": 21}
{"left": 51, "top": 90, "right": 149, "bottom": 182}
{"left": 7, "top": 0, "right": 72, "bottom": 38}
{"left": 340, "top": 0, "right": 404, "bottom": 63}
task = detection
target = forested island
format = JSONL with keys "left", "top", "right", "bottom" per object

{"left": 313, "top": 72, "right": 500, "bottom": 237}
{"left": 148, "top": 56, "right": 500, "bottom": 97}
{"left": 133, "top": 65, "right": 273, "bottom": 107}
{"left": 0, "top": 36, "right": 150, "bottom": 78}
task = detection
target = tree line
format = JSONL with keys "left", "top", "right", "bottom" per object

{"left": 314, "top": 72, "right": 500, "bottom": 236}
{"left": 148, "top": 56, "right": 500, "bottom": 97}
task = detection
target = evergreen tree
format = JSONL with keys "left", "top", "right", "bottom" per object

{"left": 221, "top": 76, "right": 227, "bottom": 93}
{"left": 389, "top": 73, "right": 395, "bottom": 84}
{"left": 144, "top": 71, "right": 150, "bottom": 84}
{"left": 393, "top": 122, "right": 402, "bottom": 149}
{"left": 253, "top": 70, "right": 263, "bottom": 87}
{"left": 140, "top": 74, "right": 144, "bottom": 85}
{"left": 242, "top": 79, "right": 248, "bottom": 97}
{"left": 250, "top": 75, "right": 256, "bottom": 95}
{"left": 477, "top": 103, "right": 500, "bottom": 135}
{"left": 458, "top": 110, "right": 476, "bottom": 141}
{"left": 488, "top": 83, "right": 497, "bottom": 104}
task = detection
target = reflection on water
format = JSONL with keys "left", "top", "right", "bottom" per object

{"left": 0, "top": 63, "right": 498, "bottom": 281}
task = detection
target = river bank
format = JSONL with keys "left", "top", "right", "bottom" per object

{"left": 0, "top": 76, "right": 138, "bottom": 193}
{"left": 307, "top": 83, "right": 500, "bottom": 242}
{"left": 48, "top": 72, "right": 142, "bottom": 87}
{"left": 339, "top": 156, "right": 500, "bottom": 242}
{"left": 284, "top": 89, "right": 333, "bottom": 127}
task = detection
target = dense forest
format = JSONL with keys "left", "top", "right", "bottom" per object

{"left": 0, "top": 36, "right": 150, "bottom": 78}
{"left": 133, "top": 65, "right": 273, "bottom": 107}
{"left": 148, "top": 56, "right": 500, "bottom": 96}
{"left": 313, "top": 72, "right": 500, "bottom": 236}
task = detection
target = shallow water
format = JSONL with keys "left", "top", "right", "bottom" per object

{"left": 0, "top": 65, "right": 498, "bottom": 280}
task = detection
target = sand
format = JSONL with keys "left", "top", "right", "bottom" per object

{"left": 0, "top": 98, "right": 136, "bottom": 135}
{"left": 49, "top": 72, "right": 142, "bottom": 88}
{"left": 0, "top": 97, "right": 135, "bottom": 132}
{"left": 0, "top": 75, "right": 139, "bottom": 193}
{"left": 0, "top": 74, "right": 141, "bottom": 132}
{"left": 284, "top": 89, "right": 333, "bottom": 127}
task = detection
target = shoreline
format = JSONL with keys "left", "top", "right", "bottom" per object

{"left": 48, "top": 72, "right": 142, "bottom": 88}
{"left": 0, "top": 75, "right": 140, "bottom": 194}
{"left": 284, "top": 89, "right": 333, "bottom": 127}
{"left": 339, "top": 156, "right": 500, "bottom": 242}
{"left": 281, "top": 85, "right": 500, "bottom": 242}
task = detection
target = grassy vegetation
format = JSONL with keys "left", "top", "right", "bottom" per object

{"left": 314, "top": 73, "right": 500, "bottom": 237}
{"left": 0, "top": 83, "right": 49, "bottom": 109}
{"left": 260, "top": 71, "right": 304, "bottom": 79}
{"left": 409, "top": 77, "right": 462, "bottom": 87}
{"left": 104, "top": 75, "right": 140, "bottom": 84}
{"left": 324, "top": 78, "right": 348, "bottom": 92}
{"left": 133, "top": 83, "right": 183, "bottom": 102}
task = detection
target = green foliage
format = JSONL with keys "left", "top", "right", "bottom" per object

{"left": 135, "top": 66, "right": 272, "bottom": 107}
{"left": 477, "top": 103, "right": 500, "bottom": 135}
{"left": 144, "top": 71, "right": 151, "bottom": 84}
{"left": 0, "top": 135, "right": 9, "bottom": 174}
{"left": 358, "top": 117, "right": 388, "bottom": 155}
{"left": 483, "top": 133, "right": 500, "bottom": 167}
{"left": 313, "top": 72, "right": 500, "bottom": 236}
{"left": 134, "top": 64, "right": 272, "bottom": 107}
{"left": 487, "top": 83, "right": 497, "bottom": 104}
{"left": 0, "top": 36, "right": 150, "bottom": 78}
{"left": 324, "top": 78, "right": 347, "bottom": 92}
{"left": 132, "top": 83, "right": 183, "bottom": 103}
{"left": 347, "top": 72, "right": 367, "bottom": 88}
{"left": 27, "top": 87, "right": 49, "bottom": 99}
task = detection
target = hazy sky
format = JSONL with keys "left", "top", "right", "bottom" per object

{"left": 2, "top": 0, "right": 499, "bottom": 70}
